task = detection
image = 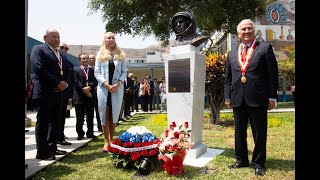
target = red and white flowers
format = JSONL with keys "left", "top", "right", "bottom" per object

{"left": 158, "top": 121, "right": 192, "bottom": 159}
{"left": 108, "top": 126, "right": 160, "bottom": 169}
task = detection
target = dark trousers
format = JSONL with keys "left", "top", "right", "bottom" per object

{"left": 93, "top": 97, "right": 101, "bottom": 130}
{"left": 133, "top": 95, "right": 139, "bottom": 111}
{"left": 142, "top": 95, "right": 149, "bottom": 112}
{"left": 56, "top": 98, "right": 68, "bottom": 142}
{"left": 35, "top": 97, "right": 60, "bottom": 156}
{"left": 292, "top": 91, "right": 295, "bottom": 104}
{"left": 27, "top": 97, "right": 35, "bottom": 110}
{"left": 148, "top": 94, "right": 153, "bottom": 111}
{"left": 153, "top": 94, "right": 160, "bottom": 110}
{"left": 75, "top": 103, "right": 94, "bottom": 137}
{"left": 233, "top": 100, "right": 267, "bottom": 169}
{"left": 124, "top": 93, "right": 133, "bottom": 116}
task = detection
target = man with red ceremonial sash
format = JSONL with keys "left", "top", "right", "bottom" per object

{"left": 224, "top": 19, "right": 278, "bottom": 176}
{"left": 73, "top": 53, "right": 98, "bottom": 140}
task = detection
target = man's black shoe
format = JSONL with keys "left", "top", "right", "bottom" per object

{"left": 119, "top": 118, "right": 126, "bottom": 122}
{"left": 229, "top": 162, "right": 249, "bottom": 169}
{"left": 57, "top": 140, "right": 72, "bottom": 145}
{"left": 25, "top": 164, "right": 28, "bottom": 169}
{"left": 255, "top": 168, "right": 265, "bottom": 176}
{"left": 36, "top": 154, "right": 56, "bottom": 160}
{"left": 77, "top": 136, "right": 84, "bottom": 140}
{"left": 87, "top": 134, "right": 97, "bottom": 139}
{"left": 50, "top": 149, "right": 67, "bottom": 155}
{"left": 25, "top": 129, "right": 29, "bottom": 132}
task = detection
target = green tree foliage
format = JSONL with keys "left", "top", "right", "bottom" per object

{"left": 278, "top": 44, "right": 295, "bottom": 86}
{"left": 88, "top": 0, "right": 266, "bottom": 45}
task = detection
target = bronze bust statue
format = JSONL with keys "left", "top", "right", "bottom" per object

{"left": 171, "top": 11, "right": 209, "bottom": 47}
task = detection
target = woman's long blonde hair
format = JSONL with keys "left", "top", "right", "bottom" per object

{"left": 97, "top": 32, "right": 125, "bottom": 62}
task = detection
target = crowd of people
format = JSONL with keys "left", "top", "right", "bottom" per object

{"left": 27, "top": 29, "right": 167, "bottom": 161}
{"left": 26, "top": 17, "right": 280, "bottom": 177}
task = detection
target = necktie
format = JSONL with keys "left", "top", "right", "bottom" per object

{"left": 242, "top": 45, "right": 248, "bottom": 63}
{"left": 84, "top": 67, "right": 88, "bottom": 73}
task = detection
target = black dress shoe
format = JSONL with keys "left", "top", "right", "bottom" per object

{"left": 50, "top": 149, "right": 67, "bottom": 155}
{"left": 77, "top": 136, "right": 84, "bottom": 140}
{"left": 25, "top": 129, "right": 29, "bottom": 132}
{"left": 87, "top": 134, "right": 97, "bottom": 139}
{"left": 255, "top": 168, "right": 265, "bottom": 176}
{"left": 229, "top": 162, "right": 249, "bottom": 169}
{"left": 57, "top": 140, "right": 72, "bottom": 145}
{"left": 25, "top": 164, "right": 28, "bottom": 169}
{"left": 36, "top": 154, "right": 56, "bottom": 160}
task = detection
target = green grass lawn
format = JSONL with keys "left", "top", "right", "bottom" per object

{"left": 217, "top": 101, "right": 295, "bottom": 109}
{"left": 31, "top": 112, "right": 294, "bottom": 180}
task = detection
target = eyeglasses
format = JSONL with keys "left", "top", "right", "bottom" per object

{"left": 60, "top": 46, "right": 69, "bottom": 51}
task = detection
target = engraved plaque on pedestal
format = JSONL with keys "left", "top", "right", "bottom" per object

{"left": 168, "top": 58, "right": 190, "bottom": 93}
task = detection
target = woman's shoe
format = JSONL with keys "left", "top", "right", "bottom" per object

{"left": 102, "top": 149, "right": 108, "bottom": 153}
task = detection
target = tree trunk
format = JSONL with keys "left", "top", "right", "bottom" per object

{"left": 205, "top": 80, "right": 224, "bottom": 125}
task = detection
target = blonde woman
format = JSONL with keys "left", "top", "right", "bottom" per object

{"left": 94, "top": 32, "right": 127, "bottom": 152}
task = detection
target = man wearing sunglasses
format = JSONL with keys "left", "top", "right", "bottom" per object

{"left": 55, "top": 42, "right": 73, "bottom": 146}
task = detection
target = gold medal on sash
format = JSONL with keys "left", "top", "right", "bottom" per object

{"left": 241, "top": 75, "right": 247, "bottom": 83}
{"left": 60, "top": 70, "right": 63, "bottom": 75}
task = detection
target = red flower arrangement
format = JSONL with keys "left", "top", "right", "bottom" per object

{"left": 158, "top": 121, "right": 192, "bottom": 176}
{"left": 107, "top": 126, "right": 160, "bottom": 174}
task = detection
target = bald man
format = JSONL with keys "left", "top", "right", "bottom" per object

{"left": 31, "top": 29, "right": 71, "bottom": 160}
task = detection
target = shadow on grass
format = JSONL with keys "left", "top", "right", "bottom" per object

{"left": 207, "top": 146, "right": 294, "bottom": 172}
{"left": 203, "top": 120, "right": 235, "bottom": 130}
{"left": 265, "top": 158, "right": 295, "bottom": 171}
{"left": 31, "top": 164, "right": 76, "bottom": 179}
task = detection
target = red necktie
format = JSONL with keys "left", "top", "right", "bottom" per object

{"left": 242, "top": 45, "right": 248, "bottom": 63}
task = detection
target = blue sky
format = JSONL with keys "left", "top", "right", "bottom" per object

{"left": 27, "top": 0, "right": 160, "bottom": 48}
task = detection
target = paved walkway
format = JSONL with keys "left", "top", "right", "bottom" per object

{"left": 25, "top": 107, "right": 294, "bottom": 179}
{"left": 25, "top": 108, "right": 104, "bottom": 179}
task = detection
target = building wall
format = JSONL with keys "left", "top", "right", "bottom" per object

{"left": 128, "top": 68, "right": 165, "bottom": 83}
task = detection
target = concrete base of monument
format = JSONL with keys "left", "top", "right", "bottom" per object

{"left": 183, "top": 148, "right": 225, "bottom": 168}
{"left": 186, "top": 143, "right": 208, "bottom": 159}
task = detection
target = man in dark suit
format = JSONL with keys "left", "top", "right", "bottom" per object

{"left": 56, "top": 42, "right": 73, "bottom": 145}
{"left": 88, "top": 53, "right": 102, "bottom": 132}
{"left": 31, "top": 29, "right": 70, "bottom": 160}
{"left": 146, "top": 75, "right": 154, "bottom": 111}
{"left": 124, "top": 73, "right": 134, "bottom": 118}
{"left": 132, "top": 76, "right": 140, "bottom": 112}
{"left": 73, "top": 53, "right": 98, "bottom": 140}
{"left": 224, "top": 19, "right": 278, "bottom": 176}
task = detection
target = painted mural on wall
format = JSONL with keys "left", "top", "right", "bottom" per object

{"left": 254, "top": 0, "right": 295, "bottom": 42}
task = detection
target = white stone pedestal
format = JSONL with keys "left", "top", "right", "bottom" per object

{"left": 164, "top": 45, "right": 207, "bottom": 158}
{"left": 163, "top": 45, "right": 224, "bottom": 167}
